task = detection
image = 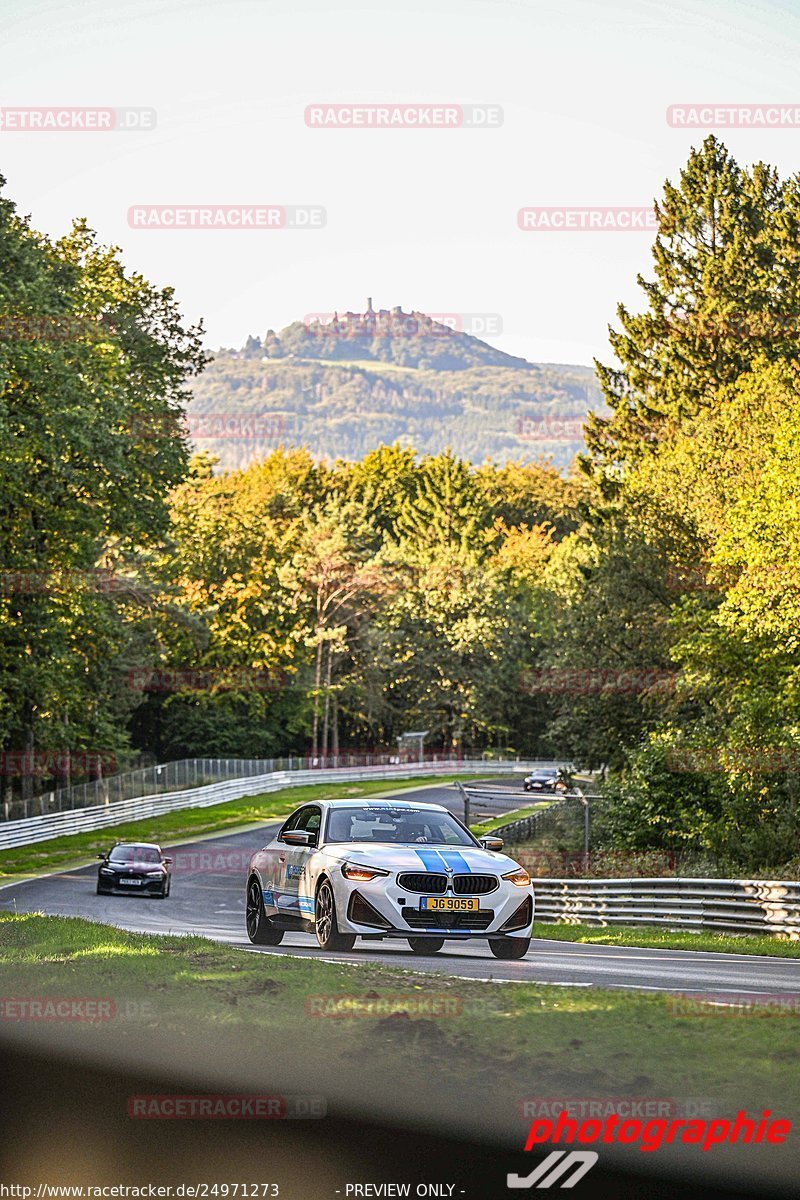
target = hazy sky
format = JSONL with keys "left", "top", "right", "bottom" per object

{"left": 2, "top": 0, "right": 800, "bottom": 365}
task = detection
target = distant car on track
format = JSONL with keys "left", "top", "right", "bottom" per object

{"left": 246, "top": 798, "right": 533, "bottom": 959}
{"left": 523, "top": 769, "right": 567, "bottom": 794}
{"left": 96, "top": 842, "right": 172, "bottom": 898}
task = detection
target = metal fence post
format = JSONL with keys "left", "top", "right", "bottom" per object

{"left": 454, "top": 780, "right": 470, "bottom": 826}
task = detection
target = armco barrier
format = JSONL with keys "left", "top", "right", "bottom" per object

{"left": 0, "top": 760, "right": 559, "bottom": 851}
{"left": 532, "top": 877, "right": 800, "bottom": 939}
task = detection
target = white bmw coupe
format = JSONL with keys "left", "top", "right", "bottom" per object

{"left": 245, "top": 797, "right": 533, "bottom": 959}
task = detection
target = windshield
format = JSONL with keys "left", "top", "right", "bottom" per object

{"left": 325, "top": 806, "right": 476, "bottom": 846}
{"left": 109, "top": 846, "right": 161, "bottom": 865}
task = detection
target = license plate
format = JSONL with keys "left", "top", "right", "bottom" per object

{"left": 420, "top": 896, "right": 479, "bottom": 912}
{"left": 118, "top": 878, "right": 142, "bottom": 886}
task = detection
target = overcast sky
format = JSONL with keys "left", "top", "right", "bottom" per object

{"left": 2, "top": 0, "right": 800, "bottom": 366}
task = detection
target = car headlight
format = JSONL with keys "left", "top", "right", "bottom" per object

{"left": 502, "top": 867, "right": 531, "bottom": 887}
{"left": 341, "top": 862, "right": 389, "bottom": 882}
{"left": 99, "top": 868, "right": 113, "bottom": 875}
{"left": 145, "top": 870, "right": 164, "bottom": 877}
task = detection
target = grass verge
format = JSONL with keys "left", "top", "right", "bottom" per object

{"left": 0, "top": 911, "right": 798, "bottom": 1117}
{"left": 0, "top": 774, "right": 490, "bottom": 881}
{"left": 470, "top": 801, "right": 551, "bottom": 835}
{"left": 532, "top": 921, "right": 800, "bottom": 958}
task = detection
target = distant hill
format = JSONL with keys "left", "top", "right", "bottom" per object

{"left": 187, "top": 303, "right": 605, "bottom": 470}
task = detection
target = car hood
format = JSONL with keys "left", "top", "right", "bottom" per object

{"left": 107, "top": 861, "right": 164, "bottom": 870}
{"left": 325, "top": 842, "right": 523, "bottom": 876}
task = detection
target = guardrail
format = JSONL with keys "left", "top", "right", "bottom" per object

{"left": 0, "top": 759, "right": 556, "bottom": 851}
{"left": 3, "top": 753, "right": 511, "bottom": 821}
{"left": 532, "top": 877, "right": 800, "bottom": 939}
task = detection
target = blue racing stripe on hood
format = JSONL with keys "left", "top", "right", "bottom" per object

{"left": 438, "top": 850, "right": 472, "bottom": 873}
{"left": 414, "top": 849, "right": 446, "bottom": 872}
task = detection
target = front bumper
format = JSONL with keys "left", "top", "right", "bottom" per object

{"left": 97, "top": 874, "right": 167, "bottom": 895}
{"left": 334, "top": 874, "right": 534, "bottom": 939}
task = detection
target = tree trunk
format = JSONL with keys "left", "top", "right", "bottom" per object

{"left": 332, "top": 690, "right": 339, "bottom": 761}
{"left": 21, "top": 705, "right": 34, "bottom": 806}
{"left": 311, "top": 634, "right": 323, "bottom": 758}
{"left": 322, "top": 642, "right": 333, "bottom": 765}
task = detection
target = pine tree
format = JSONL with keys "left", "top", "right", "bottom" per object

{"left": 586, "top": 136, "right": 800, "bottom": 476}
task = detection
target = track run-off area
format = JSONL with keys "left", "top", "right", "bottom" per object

{"left": 2, "top": 781, "right": 799, "bottom": 996}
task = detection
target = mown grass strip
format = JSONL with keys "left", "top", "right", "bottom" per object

{"left": 470, "top": 801, "right": 552, "bottom": 835}
{"left": 0, "top": 774, "right": 491, "bottom": 880}
{"left": 532, "top": 920, "right": 800, "bottom": 958}
{"left": 0, "top": 912, "right": 797, "bottom": 1112}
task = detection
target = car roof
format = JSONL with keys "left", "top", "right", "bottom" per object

{"left": 111, "top": 841, "right": 162, "bottom": 850}
{"left": 312, "top": 798, "right": 447, "bottom": 812}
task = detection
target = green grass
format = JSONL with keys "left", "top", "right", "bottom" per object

{"left": 532, "top": 921, "right": 800, "bottom": 958}
{"left": 0, "top": 774, "right": 488, "bottom": 881}
{"left": 0, "top": 912, "right": 798, "bottom": 1119}
{"left": 470, "top": 801, "right": 552, "bottom": 835}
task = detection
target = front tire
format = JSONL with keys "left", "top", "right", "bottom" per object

{"left": 315, "top": 880, "right": 356, "bottom": 951}
{"left": 246, "top": 878, "right": 284, "bottom": 945}
{"left": 408, "top": 937, "right": 444, "bottom": 954}
{"left": 489, "top": 937, "right": 530, "bottom": 960}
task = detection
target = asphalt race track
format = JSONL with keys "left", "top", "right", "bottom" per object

{"left": 2, "top": 781, "right": 799, "bottom": 997}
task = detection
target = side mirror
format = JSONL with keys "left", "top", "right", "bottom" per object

{"left": 96, "top": 853, "right": 106, "bottom": 860}
{"left": 281, "top": 829, "right": 315, "bottom": 847}
{"left": 162, "top": 857, "right": 173, "bottom": 865}
{"left": 480, "top": 836, "right": 504, "bottom": 851}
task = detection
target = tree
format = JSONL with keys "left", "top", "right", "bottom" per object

{"left": 0, "top": 182, "right": 205, "bottom": 792}
{"left": 586, "top": 136, "right": 800, "bottom": 476}
{"left": 277, "top": 497, "right": 387, "bottom": 757}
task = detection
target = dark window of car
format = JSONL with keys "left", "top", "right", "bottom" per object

{"left": 279, "top": 805, "right": 321, "bottom": 841}
{"left": 299, "top": 806, "right": 321, "bottom": 834}
{"left": 279, "top": 809, "right": 304, "bottom": 838}
{"left": 325, "top": 806, "right": 477, "bottom": 847}
{"left": 108, "top": 846, "right": 161, "bottom": 865}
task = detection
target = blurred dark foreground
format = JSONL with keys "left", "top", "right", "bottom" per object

{"left": 0, "top": 1041, "right": 786, "bottom": 1200}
